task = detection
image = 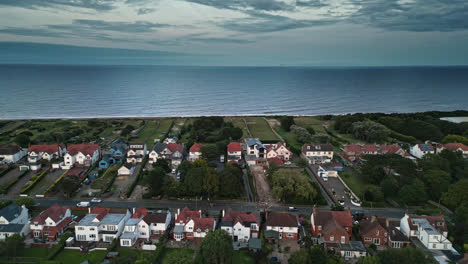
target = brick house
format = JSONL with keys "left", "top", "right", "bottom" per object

{"left": 310, "top": 208, "right": 353, "bottom": 245}
{"left": 30, "top": 204, "right": 72, "bottom": 241}
{"left": 265, "top": 212, "right": 298, "bottom": 240}
{"left": 359, "top": 216, "right": 389, "bottom": 247}
{"left": 173, "top": 208, "right": 215, "bottom": 241}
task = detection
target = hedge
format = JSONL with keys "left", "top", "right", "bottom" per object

{"left": 0, "top": 166, "right": 14, "bottom": 178}
{"left": 20, "top": 166, "right": 50, "bottom": 194}
{"left": 43, "top": 169, "right": 69, "bottom": 195}
{"left": 47, "top": 233, "right": 72, "bottom": 260}
{"left": 0, "top": 170, "right": 28, "bottom": 194}
{"left": 389, "top": 130, "right": 419, "bottom": 144}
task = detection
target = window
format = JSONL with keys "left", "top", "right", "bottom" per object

{"left": 384, "top": 232, "right": 387, "bottom": 237}
{"left": 108, "top": 225, "right": 116, "bottom": 231}
{"left": 432, "top": 244, "right": 436, "bottom": 249}
{"left": 90, "top": 228, "right": 95, "bottom": 231}
{"left": 330, "top": 236, "right": 334, "bottom": 241}
{"left": 373, "top": 238, "right": 380, "bottom": 245}
{"left": 287, "top": 233, "right": 293, "bottom": 237}
{"left": 89, "top": 234, "right": 96, "bottom": 238}
{"left": 77, "top": 234, "right": 86, "bottom": 241}
{"left": 341, "top": 236, "right": 346, "bottom": 244}
{"left": 444, "top": 244, "right": 448, "bottom": 249}
{"left": 318, "top": 226, "right": 322, "bottom": 230}
{"left": 122, "top": 240, "right": 130, "bottom": 246}
{"left": 34, "top": 231, "right": 40, "bottom": 237}
{"left": 140, "top": 232, "right": 146, "bottom": 236}
{"left": 77, "top": 227, "right": 85, "bottom": 231}
{"left": 365, "top": 237, "right": 372, "bottom": 241}
{"left": 376, "top": 230, "right": 379, "bottom": 235}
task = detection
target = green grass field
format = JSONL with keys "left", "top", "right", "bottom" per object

{"left": 246, "top": 117, "right": 279, "bottom": 141}
{"left": 339, "top": 170, "right": 376, "bottom": 199}
{"left": 53, "top": 249, "right": 107, "bottom": 264}
{"left": 225, "top": 117, "right": 250, "bottom": 138}
{"left": 160, "top": 248, "right": 194, "bottom": 264}
{"left": 232, "top": 250, "right": 255, "bottom": 264}
{"left": 293, "top": 116, "right": 327, "bottom": 134}
{"left": 274, "top": 126, "right": 301, "bottom": 153}
{"left": 133, "top": 119, "right": 173, "bottom": 146}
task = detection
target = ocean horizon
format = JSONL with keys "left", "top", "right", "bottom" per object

{"left": 1, "top": 64, "right": 467, "bottom": 119}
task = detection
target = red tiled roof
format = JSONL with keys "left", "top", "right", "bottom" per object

{"left": 362, "top": 145, "right": 378, "bottom": 152}
{"left": 32, "top": 204, "right": 69, "bottom": 224}
{"left": 132, "top": 206, "right": 148, "bottom": 219}
{"left": 28, "top": 144, "right": 60, "bottom": 154}
{"left": 227, "top": 142, "right": 242, "bottom": 152}
{"left": 345, "top": 144, "right": 362, "bottom": 152}
{"left": 380, "top": 144, "right": 401, "bottom": 154}
{"left": 67, "top": 144, "right": 100, "bottom": 156}
{"left": 222, "top": 209, "right": 259, "bottom": 227}
{"left": 268, "top": 157, "right": 284, "bottom": 167}
{"left": 189, "top": 143, "right": 203, "bottom": 153}
{"left": 90, "top": 207, "right": 110, "bottom": 221}
{"left": 266, "top": 212, "right": 298, "bottom": 228}
{"left": 176, "top": 208, "right": 201, "bottom": 224}
{"left": 43, "top": 216, "right": 72, "bottom": 238}
{"left": 194, "top": 217, "right": 215, "bottom": 231}
{"left": 313, "top": 210, "right": 353, "bottom": 228}
{"left": 444, "top": 143, "right": 468, "bottom": 151}
{"left": 167, "top": 143, "right": 184, "bottom": 153}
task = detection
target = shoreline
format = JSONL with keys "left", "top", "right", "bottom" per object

{"left": 0, "top": 109, "right": 467, "bottom": 121}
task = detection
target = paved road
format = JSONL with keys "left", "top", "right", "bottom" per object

{"left": 305, "top": 167, "right": 334, "bottom": 206}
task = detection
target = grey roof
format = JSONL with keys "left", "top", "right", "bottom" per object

{"left": 125, "top": 218, "right": 140, "bottom": 226}
{"left": 174, "top": 225, "right": 184, "bottom": 234}
{"left": 414, "top": 218, "right": 439, "bottom": 235}
{"left": 246, "top": 139, "right": 265, "bottom": 149}
{"left": 0, "top": 223, "right": 26, "bottom": 233}
{"left": 122, "top": 163, "right": 134, "bottom": 170}
{"left": 248, "top": 238, "right": 262, "bottom": 249}
{"left": 339, "top": 241, "right": 366, "bottom": 252}
{"left": 0, "top": 203, "right": 22, "bottom": 222}
{"left": 100, "top": 214, "right": 125, "bottom": 225}
{"left": 120, "top": 232, "right": 138, "bottom": 239}
{"left": 419, "top": 144, "right": 434, "bottom": 151}
{"left": 77, "top": 214, "right": 101, "bottom": 226}
{"left": 152, "top": 142, "right": 167, "bottom": 153}
{"left": 0, "top": 145, "right": 22, "bottom": 155}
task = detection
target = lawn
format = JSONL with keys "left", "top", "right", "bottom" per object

{"left": 339, "top": 170, "right": 376, "bottom": 199}
{"left": 293, "top": 116, "right": 327, "bottom": 134}
{"left": 133, "top": 118, "right": 173, "bottom": 147}
{"left": 274, "top": 126, "right": 302, "bottom": 154}
{"left": 246, "top": 117, "right": 279, "bottom": 142}
{"left": 54, "top": 249, "right": 107, "bottom": 264}
{"left": 23, "top": 247, "right": 52, "bottom": 259}
{"left": 90, "top": 165, "right": 118, "bottom": 191}
{"left": 232, "top": 250, "right": 255, "bottom": 264}
{"left": 160, "top": 248, "right": 194, "bottom": 264}
{"left": 225, "top": 117, "right": 250, "bottom": 138}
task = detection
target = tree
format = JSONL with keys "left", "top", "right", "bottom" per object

{"left": 183, "top": 167, "right": 204, "bottom": 196}
{"left": 280, "top": 116, "right": 295, "bottom": 132}
{"left": 14, "top": 134, "right": 30, "bottom": 147}
{"left": 351, "top": 120, "right": 389, "bottom": 142}
{"left": 218, "top": 165, "right": 243, "bottom": 198}
{"left": 199, "top": 230, "right": 233, "bottom": 264}
{"left": 380, "top": 176, "right": 399, "bottom": 198}
{"left": 145, "top": 167, "right": 169, "bottom": 196}
{"left": 16, "top": 197, "right": 35, "bottom": 210}
{"left": 0, "top": 234, "right": 24, "bottom": 258}
{"left": 288, "top": 249, "right": 312, "bottom": 264}
{"left": 202, "top": 168, "right": 219, "bottom": 197}
{"left": 178, "top": 161, "right": 193, "bottom": 182}
{"left": 153, "top": 158, "right": 171, "bottom": 173}
{"left": 441, "top": 134, "right": 468, "bottom": 145}
{"left": 56, "top": 175, "right": 81, "bottom": 198}
{"left": 201, "top": 145, "right": 218, "bottom": 160}
{"left": 296, "top": 158, "right": 308, "bottom": 168}
{"left": 378, "top": 246, "right": 437, "bottom": 264}
{"left": 398, "top": 179, "right": 427, "bottom": 205}
{"left": 271, "top": 169, "right": 317, "bottom": 203}
{"left": 306, "top": 126, "right": 316, "bottom": 135}
{"left": 164, "top": 252, "right": 192, "bottom": 264}
{"left": 442, "top": 179, "right": 468, "bottom": 209}
{"left": 290, "top": 125, "right": 313, "bottom": 143}
{"left": 422, "top": 169, "right": 450, "bottom": 200}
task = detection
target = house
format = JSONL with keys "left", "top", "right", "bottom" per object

{"left": 387, "top": 220, "right": 410, "bottom": 248}
{"left": 310, "top": 208, "right": 353, "bottom": 245}
{"left": 28, "top": 144, "right": 66, "bottom": 170}
{"left": 339, "top": 241, "right": 367, "bottom": 260}
{"left": 148, "top": 143, "right": 184, "bottom": 167}
{"left": 163, "top": 136, "right": 178, "bottom": 144}
{"left": 412, "top": 218, "right": 451, "bottom": 250}
{"left": 441, "top": 143, "right": 468, "bottom": 158}
{"left": 380, "top": 144, "right": 414, "bottom": 160}
{"left": 227, "top": 142, "right": 242, "bottom": 164}
{"left": 99, "top": 154, "right": 115, "bottom": 169}
{"left": 302, "top": 144, "right": 334, "bottom": 164}
{"left": 220, "top": 209, "right": 260, "bottom": 242}
{"left": 173, "top": 208, "right": 215, "bottom": 241}
{"left": 75, "top": 207, "right": 130, "bottom": 243}
{"left": 127, "top": 142, "right": 146, "bottom": 164}
{"left": 245, "top": 139, "right": 267, "bottom": 166}
{"left": 410, "top": 144, "right": 434, "bottom": 159}
{"left": 359, "top": 216, "right": 389, "bottom": 247}
{"left": 188, "top": 143, "right": 203, "bottom": 162}
{"left": 0, "top": 145, "right": 26, "bottom": 165}
{"left": 64, "top": 144, "right": 100, "bottom": 169}
{"left": 0, "top": 203, "right": 29, "bottom": 240}
{"left": 267, "top": 157, "right": 284, "bottom": 167}
{"left": 264, "top": 142, "right": 292, "bottom": 161}
{"left": 118, "top": 163, "right": 135, "bottom": 176}
{"left": 265, "top": 212, "right": 298, "bottom": 240}
{"left": 30, "top": 204, "right": 72, "bottom": 241}
{"left": 100, "top": 140, "right": 127, "bottom": 169}
{"left": 120, "top": 207, "right": 172, "bottom": 247}
{"left": 400, "top": 213, "right": 448, "bottom": 238}
{"left": 342, "top": 144, "right": 378, "bottom": 161}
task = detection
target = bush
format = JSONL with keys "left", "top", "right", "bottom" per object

{"left": 21, "top": 168, "right": 50, "bottom": 194}
{"left": 47, "top": 233, "right": 72, "bottom": 260}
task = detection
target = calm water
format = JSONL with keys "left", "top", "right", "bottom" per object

{"left": 1, "top": 65, "right": 467, "bottom": 119}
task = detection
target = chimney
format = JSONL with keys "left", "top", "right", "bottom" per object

{"left": 222, "top": 210, "right": 225, "bottom": 218}
{"left": 177, "top": 208, "right": 180, "bottom": 216}
{"left": 313, "top": 206, "right": 316, "bottom": 215}
{"left": 385, "top": 217, "right": 389, "bottom": 228}
{"left": 199, "top": 210, "right": 202, "bottom": 218}
{"left": 88, "top": 207, "right": 91, "bottom": 214}
{"left": 133, "top": 208, "right": 136, "bottom": 214}
{"left": 347, "top": 207, "right": 351, "bottom": 215}
{"left": 371, "top": 215, "right": 376, "bottom": 223}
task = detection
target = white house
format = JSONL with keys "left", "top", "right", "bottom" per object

{"left": 173, "top": 208, "right": 215, "bottom": 241}
{"left": 63, "top": 144, "right": 100, "bottom": 169}
{"left": 127, "top": 142, "right": 147, "bottom": 164}
{"left": 220, "top": 209, "right": 260, "bottom": 242}
{"left": 265, "top": 212, "right": 298, "bottom": 240}
{"left": 118, "top": 163, "right": 135, "bottom": 176}
{"left": 301, "top": 144, "right": 334, "bottom": 164}
{"left": 75, "top": 207, "right": 130, "bottom": 243}
{"left": 400, "top": 213, "right": 450, "bottom": 250}
{"left": 188, "top": 143, "right": 203, "bottom": 162}
{"left": 28, "top": 144, "right": 66, "bottom": 170}
{"left": 149, "top": 143, "right": 184, "bottom": 167}
{"left": 264, "top": 142, "right": 292, "bottom": 161}
{"left": 227, "top": 142, "right": 242, "bottom": 163}
{"left": 30, "top": 204, "right": 71, "bottom": 241}
{"left": 0, "top": 203, "right": 30, "bottom": 240}
{"left": 410, "top": 144, "right": 434, "bottom": 159}
{"left": 0, "top": 145, "right": 27, "bottom": 165}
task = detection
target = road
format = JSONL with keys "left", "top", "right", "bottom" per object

{"left": 242, "top": 168, "right": 254, "bottom": 202}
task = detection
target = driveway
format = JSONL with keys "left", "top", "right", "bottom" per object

{"left": 250, "top": 165, "right": 276, "bottom": 206}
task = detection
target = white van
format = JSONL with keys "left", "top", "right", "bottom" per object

{"left": 76, "top": 201, "right": 90, "bottom": 207}
{"left": 320, "top": 172, "right": 328, "bottom": 182}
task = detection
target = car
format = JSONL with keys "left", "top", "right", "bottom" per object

{"left": 288, "top": 206, "right": 298, "bottom": 212}
{"left": 270, "top": 256, "right": 280, "bottom": 263}
{"left": 76, "top": 201, "right": 90, "bottom": 207}
{"left": 91, "top": 198, "right": 102, "bottom": 203}
{"left": 284, "top": 161, "right": 292, "bottom": 165}
{"left": 49, "top": 168, "right": 56, "bottom": 173}
{"left": 338, "top": 200, "right": 345, "bottom": 206}
{"left": 171, "top": 168, "right": 176, "bottom": 174}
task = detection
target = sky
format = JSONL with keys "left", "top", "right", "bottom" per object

{"left": 0, "top": 0, "right": 467, "bottom": 66}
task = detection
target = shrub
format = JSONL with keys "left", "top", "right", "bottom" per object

{"left": 47, "top": 233, "right": 72, "bottom": 260}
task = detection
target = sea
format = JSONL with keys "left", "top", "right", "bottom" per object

{"left": 1, "top": 65, "right": 467, "bottom": 119}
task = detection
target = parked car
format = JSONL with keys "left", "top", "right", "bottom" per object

{"left": 171, "top": 168, "right": 176, "bottom": 174}
{"left": 91, "top": 198, "right": 102, "bottom": 203}
{"left": 288, "top": 207, "right": 298, "bottom": 212}
{"left": 49, "top": 168, "right": 56, "bottom": 173}
{"left": 220, "top": 155, "right": 225, "bottom": 163}
{"left": 106, "top": 252, "right": 119, "bottom": 259}
{"left": 284, "top": 161, "right": 292, "bottom": 165}
{"left": 76, "top": 201, "right": 90, "bottom": 207}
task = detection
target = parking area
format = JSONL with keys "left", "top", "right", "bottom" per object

{"left": 307, "top": 165, "right": 352, "bottom": 208}
{"left": 111, "top": 163, "right": 142, "bottom": 198}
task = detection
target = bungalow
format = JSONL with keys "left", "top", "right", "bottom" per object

{"left": 0, "top": 203, "right": 29, "bottom": 240}
{"left": 30, "top": 204, "right": 71, "bottom": 241}
{"left": 410, "top": 144, "right": 434, "bottom": 159}
{"left": 265, "top": 212, "right": 298, "bottom": 240}
{"left": 245, "top": 139, "right": 267, "bottom": 166}
{"left": 310, "top": 208, "right": 353, "bottom": 246}
{"left": 0, "top": 145, "right": 27, "bottom": 165}
{"left": 148, "top": 143, "right": 184, "bottom": 167}
{"left": 173, "top": 208, "right": 215, "bottom": 241}
{"left": 28, "top": 144, "right": 66, "bottom": 170}
{"left": 118, "top": 163, "right": 135, "bottom": 176}
{"left": 120, "top": 207, "right": 172, "bottom": 247}
{"left": 188, "top": 143, "right": 203, "bottom": 162}
{"left": 75, "top": 207, "right": 130, "bottom": 243}
{"left": 64, "top": 144, "right": 100, "bottom": 169}
{"left": 302, "top": 144, "right": 334, "bottom": 164}
{"left": 220, "top": 209, "right": 260, "bottom": 242}
{"left": 127, "top": 142, "right": 146, "bottom": 164}
{"left": 227, "top": 142, "right": 242, "bottom": 164}
{"left": 441, "top": 143, "right": 468, "bottom": 158}
{"left": 359, "top": 216, "right": 389, "bottom": 247}
{"left": 264, "top": 142, "right": 292, "bottom": 161}
{"left": 380, "top": 144, "right": 414, "bottom": 160}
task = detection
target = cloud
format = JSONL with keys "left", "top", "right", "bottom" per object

{"left": 190, "top": 37, "right": 254, "bottom": 44}
{"left": 49, "top": 19, "right": 169, "bottom": 33}
{"left": 0, "top": 27, "right": 67, "bottom": 38}
{"left": 137, "top": 8, "right": 156, "bottom": 15}
{"left": 0, "top": 0, "right": 117, "bottom": 11}
{"left": 184, "top": 0, "right": 295, "bottom": 11}
{"left": 348, "top": 0, "right": 468, "bottom": 32}
{"left": 296, "top": 0, "right": 328, "bottom": 8}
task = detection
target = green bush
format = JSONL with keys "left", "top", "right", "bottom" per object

{"left": 21, "top": 167, "right": 50, "bottom": 194}
{"left": 47, "top": 233, "right": 72, "bottom": 260}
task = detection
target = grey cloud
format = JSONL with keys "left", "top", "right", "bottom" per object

{"left": 0, "top": 0, "right": 117, "bottom": 11}
{"left": 296, "top": 0, "right": 328, "bottom": 8}
{"left": 137, "top": 8, "right": 156, "bottom": 15}
{"left": 0, "top": 27, "right": 68, "bottom": 38}
{"left": 190, "top": 37, "right": 254, "bottom": 44}
{"left": 349, "top": 0, "right": 468, "bottom": 32}
{"left": 49, "top": 19, "right": 169, "bottom": 33}
{"left": 185, "top": 0, "right": 295, "bottom": 11}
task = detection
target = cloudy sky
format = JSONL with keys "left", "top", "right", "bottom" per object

{"left": 0, "top": 0, "right": 467, "bottom": 65}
